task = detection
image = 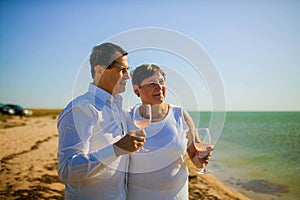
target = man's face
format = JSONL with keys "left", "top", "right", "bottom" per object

{"left": 94, "top": 56, "right": 130, "bottom": 95}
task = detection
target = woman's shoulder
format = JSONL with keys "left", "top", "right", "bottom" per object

{"left": 168, "top": 104, "right": 182, "bottom": 111}
{"left": 168, "top": 105, "right": 192, "bottom": 125}
{"left": 168, "top": 104, "right": 184, "bottom": 115}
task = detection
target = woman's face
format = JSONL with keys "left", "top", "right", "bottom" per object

{"left": 137, "top": 72, "right": 166, "bottom": 105}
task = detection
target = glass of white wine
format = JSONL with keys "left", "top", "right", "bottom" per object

{"left": 194, "top": 128, "right": 213, "bottom": 174}
{"left": 133, "top": 104, "right": 152, "bottom": 152}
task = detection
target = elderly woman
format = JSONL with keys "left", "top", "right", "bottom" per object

{"left": 126, "top": 64, "right": 213, "bottom": 200}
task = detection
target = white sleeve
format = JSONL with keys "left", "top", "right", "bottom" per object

{"left": 57, "top": 107, "right": 118, "bottom": 184}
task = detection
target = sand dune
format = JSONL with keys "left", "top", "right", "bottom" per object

{"left": 0, "top": 116, "right": 248, "bottom": 200}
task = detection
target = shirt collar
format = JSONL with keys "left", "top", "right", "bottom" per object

{"left": 88, "top": 83, "right": 123, "bottom": 109}
{"left": 89, "top": 83, "right": 111, "bottom": 103}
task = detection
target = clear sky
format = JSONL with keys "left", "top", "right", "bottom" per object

{"left": 0, "top": 0, "right": 299, "bottom": 111}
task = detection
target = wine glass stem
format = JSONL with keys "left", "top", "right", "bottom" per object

{"left": 138, "top": 128, "right": 148, "bottom": 151}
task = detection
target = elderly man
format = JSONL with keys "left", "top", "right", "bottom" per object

{"left": 57, "top": 43, "right": 145, "bottom": 199}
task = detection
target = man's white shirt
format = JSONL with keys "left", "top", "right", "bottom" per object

{"left": 57, "top": 84, "right": 128, "bottom": 200}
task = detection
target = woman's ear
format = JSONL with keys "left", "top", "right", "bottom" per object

{"left": 133, "top": 85, "right": 140, "bottom": 97}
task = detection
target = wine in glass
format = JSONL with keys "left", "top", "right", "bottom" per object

{"left": 133, "top": 104, "right": 152, "bottom": 152}
{"left": 194, "top": 128, "right": 213, "bottom": 174}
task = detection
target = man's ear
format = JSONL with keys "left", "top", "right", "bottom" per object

{"left": 94, "top": 65, "right": 104, "bottom": 75}
{"left": 133, "top": 85, "right": 140, "bottom": 97}
{"left": 93, "top": 65, "right": 105, "bottom": 85}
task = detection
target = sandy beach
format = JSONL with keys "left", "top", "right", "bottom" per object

{"left": 0, "top": 116, "right": 248, "bottom": 200}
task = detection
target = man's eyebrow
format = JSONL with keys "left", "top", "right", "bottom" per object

{"left": 118, "top": 66, "right": 129, "bottom": 69}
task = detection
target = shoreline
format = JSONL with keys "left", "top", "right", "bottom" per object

{"left": 0, "top": 116, "right": 248, "bottom": 199}
{"left": 210, "top": 136, "right": 299, "bottom": 200}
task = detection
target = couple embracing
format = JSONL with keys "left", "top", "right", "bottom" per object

{"left": 57, "top": 42, "right": 213, "bottom": 200}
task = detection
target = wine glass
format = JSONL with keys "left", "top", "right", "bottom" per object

{"left": 133, "top": 104, "right": 152, "bottom": 152}
{"left": 193, "top": 128, "right": 213, "bottom": 174}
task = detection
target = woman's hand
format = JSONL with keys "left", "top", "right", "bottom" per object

{"left": 191, "top": 145, "right": 214, "bottom": 169}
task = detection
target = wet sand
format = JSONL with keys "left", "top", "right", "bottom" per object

{"left": 0, "top": 116, "right": 248, "bottom": 199}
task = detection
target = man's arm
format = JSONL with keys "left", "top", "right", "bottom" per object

{"left": 57, "top": 107, "right": 145, "bottom": 184}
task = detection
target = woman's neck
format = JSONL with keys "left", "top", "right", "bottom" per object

{"left": 151, "top": 103, "right": 169, "bottom": 122}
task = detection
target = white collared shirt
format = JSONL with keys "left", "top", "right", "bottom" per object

{"left": 57, "top": 83, "right": 128, "bottom": 200}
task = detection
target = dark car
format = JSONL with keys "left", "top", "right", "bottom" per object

{"left": 6, "top": 104, "right": 26, "bottom": 117}
{"left": 0, "top": 103, "right": 15, "bottom": 115}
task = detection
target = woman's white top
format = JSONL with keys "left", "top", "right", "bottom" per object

{"left": 126, "top": 105, "right": 189, "bottom": 200}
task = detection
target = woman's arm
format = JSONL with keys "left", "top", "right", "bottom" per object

{"left": 182, "top": 109, "right": 212, "bottom": 169}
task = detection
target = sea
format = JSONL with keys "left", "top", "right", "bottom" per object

{"left": 189, "top": 111, "right": 300, "bottom": 200}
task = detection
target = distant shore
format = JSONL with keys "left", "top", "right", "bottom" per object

{"left": 0, "top": 114, "right": 248, "bottom": 199}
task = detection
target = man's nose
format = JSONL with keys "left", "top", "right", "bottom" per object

{"left": 124, "top": 70, "right": 130, "bottom": 80}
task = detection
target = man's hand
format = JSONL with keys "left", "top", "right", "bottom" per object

{"left": 113, "top": 130, "right": 146, "bottom": 156}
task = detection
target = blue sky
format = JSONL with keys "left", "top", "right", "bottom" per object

{"left": 0, "top": 0, "right": 299, "bottom": 111}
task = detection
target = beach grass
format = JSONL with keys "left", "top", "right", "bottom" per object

{"left": 0, "top": 108, "right": 62, "bottom": 129}
{"left": 29, "top": 108, "right": 62, "bottom": 117}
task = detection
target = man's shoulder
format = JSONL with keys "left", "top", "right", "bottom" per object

{"left": 58, "top": 93, "right": 93, "bottom": 123}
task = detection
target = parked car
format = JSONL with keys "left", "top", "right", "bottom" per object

{"left": 5, "top": 104, "right": 32, "bottom": 116}
{"left": 1, "top": 104, "right": 33, "bottom": 118}
{"left": 6, "top": 104, "right": 25, "bottom": 116}
{"left": 0, "top": 103, "right": 15, "bottom": 115}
